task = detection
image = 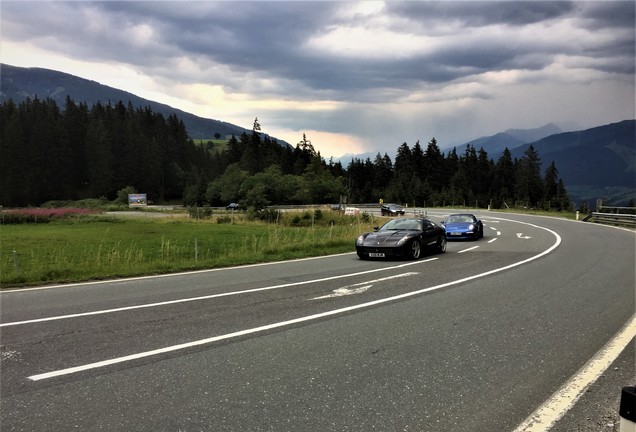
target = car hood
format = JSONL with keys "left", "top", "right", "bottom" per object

{"left": 444, "top": 222, "right": 473, "bottom": 230}
{"left": 362, "top": 230, "right": 413, "bottom": 246}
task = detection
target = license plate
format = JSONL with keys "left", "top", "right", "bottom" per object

{"left": 450, "top": 232, "right": 462, "bottom": 236}
{"left": 369, "top": 252, "right": 385, "bottom": 257}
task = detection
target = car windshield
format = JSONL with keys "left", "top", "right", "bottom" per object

{"left": 447, "top": 215, "right": 474, "bottom": 223}
{"left": 380, "top": 219, "right": 421, "bottom": 231}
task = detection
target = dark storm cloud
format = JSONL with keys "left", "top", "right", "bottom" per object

{"left": 387, "top": 1, "right": 576, "bottom": 27}
{"left": 2, "top": 0, "right": 634, "bottom": 153}
{"left": 3, "top": 1, "right": 634, "bottom": 100}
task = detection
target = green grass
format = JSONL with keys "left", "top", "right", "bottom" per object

{"left": 0, "top": 214, "right": 375, "bottom": 288}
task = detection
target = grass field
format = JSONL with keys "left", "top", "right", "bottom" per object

{"left": 0, "top": 212, "right": 375, "bottom": 288}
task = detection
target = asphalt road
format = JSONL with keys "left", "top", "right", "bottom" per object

{"left": 1, "top": 211, "right": 634, "bottom": 431}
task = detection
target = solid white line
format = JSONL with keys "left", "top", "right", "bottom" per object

{"left": 1, "top": 260, "right": 436, "bottom": 327}
{"left": 512, "top": 314, "right": 636, "bottom": 432}
{"left": 28, "top": 221, "right": 561, "bottom": 381}
{"left": 488, "top": 238, "right": 498, "bottom": 244}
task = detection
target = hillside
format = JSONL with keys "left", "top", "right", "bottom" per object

{"left": 2, "top": 63, "right": 633, "bottom": 206}
{"left": 506, "top": 120, "right": 635, "bottom": 187}
{"left": 0, "top": 63, "right": 289, "bottom": 146}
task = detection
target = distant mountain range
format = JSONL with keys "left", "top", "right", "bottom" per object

{"left": 1, "top": 63, "right": 634, "bottom": 205}
{"left": 464, "top": 123, "right": 565, "bottom": 154}
{"left": 0, "top": 63, "right": 290, "bottom": 146}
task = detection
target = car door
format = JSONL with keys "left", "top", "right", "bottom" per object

{"left": 420, "top": 220, "right": 439, "bottom": 246}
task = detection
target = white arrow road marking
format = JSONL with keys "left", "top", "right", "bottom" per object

{"left": 311, "top": 272, "right": 419, "bottom": 300}
{"left": 517, "top": 233, "right": 532, "bottom": 239}
{"left": 312, "top": 286, "right": 372, "bottom": 299}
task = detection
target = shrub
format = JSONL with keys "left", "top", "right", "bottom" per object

{"left": 188, "top": 206, "right": 213, "bottom": 219}
{"left": 1, "top": 208, "right": 97, "bottom": 224}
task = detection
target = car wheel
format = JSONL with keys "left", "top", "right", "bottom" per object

{"left": 410, "top": 239, "right": 421, "bottom": 260}
{"left": 436, "top": 235, "right": 447, "bottom": 253}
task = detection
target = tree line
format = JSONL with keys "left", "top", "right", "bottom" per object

{"left": 0, "top": 97, "right": 570, "bottom": 211}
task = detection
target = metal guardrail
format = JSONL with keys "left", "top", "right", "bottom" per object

{"left": 582, "top": 212, "right": 636, "bottom": 228}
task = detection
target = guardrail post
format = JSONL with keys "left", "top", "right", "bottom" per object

{"left": 620, "top": 386, "right": 636, "bottom": 432}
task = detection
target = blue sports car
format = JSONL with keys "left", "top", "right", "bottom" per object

{"left": 442, "top": 213, "right": 484, "bottom": 240}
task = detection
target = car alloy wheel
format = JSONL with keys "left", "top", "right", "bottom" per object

{"left": 410, "top": 239, "right": 421, "bottom": 259}
{"left": 437, "top": 235, "right": 447, "bottom": 253}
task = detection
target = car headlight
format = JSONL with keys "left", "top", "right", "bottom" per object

{"left": 356, "top": 235, "right": 365, "bottom": 245}
{"left": 468, "top": 224, "right": 475, "bottom": 231}
{"left": 397, "top": 235, "right": 410, "bottom": 246}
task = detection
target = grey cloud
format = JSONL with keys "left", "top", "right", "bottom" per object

{"left": 387, "top": 1, "right": 576, "bottom": 27}
{"left": 578, "top": 1, "right": 636, "bottom": 30}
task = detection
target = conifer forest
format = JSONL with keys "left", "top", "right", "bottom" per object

{"left": 0, "top": 97, "right": 570, "bottom": 210}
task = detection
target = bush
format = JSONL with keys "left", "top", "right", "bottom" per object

{"left": 1, "top": 208, "right": 97, "bottom": 224}
{"left": 117, "top": 186, "right": 138, "bottom": 205}
{"left": 187, "top": 206, "right": 213, "bottom": 219}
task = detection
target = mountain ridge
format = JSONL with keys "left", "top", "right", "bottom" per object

{"left": 0, "top": 63, "right": 290, "bottom": 146}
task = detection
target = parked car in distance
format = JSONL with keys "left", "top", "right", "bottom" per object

{"left": 226, "top": 202, "right": 240, "bottom": 210}
{"left": 381, "top": 203, "right": 405, "bottom": 216}
{"left": 441, "top": 213, "right": 483, "bottom": 240}
{"left": 356, "top": 217, "right": 446, "bottom": 260}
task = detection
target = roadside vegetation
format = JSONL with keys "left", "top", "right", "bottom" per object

{"left": 0, "top": 208, "right": 377, "bottom": 288}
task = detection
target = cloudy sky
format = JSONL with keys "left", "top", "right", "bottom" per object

{"left": 2, "top": 1, "right": 634, "bottom": 158}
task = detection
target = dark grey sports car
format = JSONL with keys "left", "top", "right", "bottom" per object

{"left": 356, "top": 217, "right": 447, "bottom": 260}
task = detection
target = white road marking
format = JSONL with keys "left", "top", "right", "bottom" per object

{"left": 488, "top": 238, "right": 498, "bottom": 244}
{"left": 1, "top": 260, "right": 436, "bottom": 328}
{"left": 0, "top": 252, "right": 357, "bottom": 293}
{"left": 458, "top": 246, "right": 480, "bottom": 253}
{"left": 28, "top": 220, "right": 562, "bottom": 381}
{"left": 311, "top": 272, "right": 419, "bottom": 300}
{"left": 312, "top": 286, "right": 372, "bottom": 299}
{"left": 517, "top": 233, "right": 532, "bottom": 239}
{"left": 513, "top": 314, "right": 636, "bottom": 432}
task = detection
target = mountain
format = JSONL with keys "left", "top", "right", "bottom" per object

{"left": 462, "top": 123, "right": 563, "bottom": 154}
{"left": 0, "top": 63, "right": 290, "bottom": 146}
{"left": 507, "top": 120, "right": 635, "bottom": 187}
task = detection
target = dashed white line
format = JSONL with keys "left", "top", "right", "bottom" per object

{"left": 458, "top": 246, "right": 480, "bottom": 253}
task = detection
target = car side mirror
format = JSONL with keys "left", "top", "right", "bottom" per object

{"left": 441, "top": 220, "right": 445, "bottom": 225}
{"left": 373, "top": 226, "right": 379, "bottom": 231}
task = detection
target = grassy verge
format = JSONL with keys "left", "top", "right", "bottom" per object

{"left": 0, "top": 212, "right": 378, "bottom": 288}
